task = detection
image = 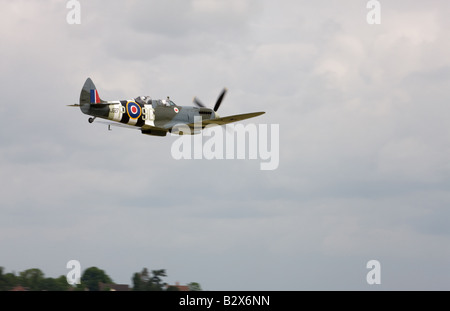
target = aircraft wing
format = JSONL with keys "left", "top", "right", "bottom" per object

{"left": 96, "top": 112, "right": 265, "bottom": 135}
{"left": 195, "top": 112, "right": 266, "bottom": 128}
{"left": 162, "top": 111, "right": 265, "bottom": 132}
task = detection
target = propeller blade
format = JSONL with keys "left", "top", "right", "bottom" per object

{"left": 213, "top": 88, "right": 227, "bottom": 112}
{"left": 193, "top": 97, "right": 206, "bottom": 108}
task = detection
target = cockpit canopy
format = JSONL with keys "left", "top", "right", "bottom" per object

{"left": 135, "top": 96, "right": 176, "bottom": 107}
{"left": 135, "top": 96, "right": 152, "bottom": 105}
{"left": 159, "top": 96, "right": 177, "bottom": 107}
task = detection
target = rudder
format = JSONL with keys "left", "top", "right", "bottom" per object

{"left": 79, "top": 78, "right": 104, "bottom": 105}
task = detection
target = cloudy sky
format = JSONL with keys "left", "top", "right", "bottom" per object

{"left": 1, "top": 0, "right": 449, "bottom": 290}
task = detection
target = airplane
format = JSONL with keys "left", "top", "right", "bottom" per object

{"left": 69, "top": 78, "right": 265, "bottom": 137}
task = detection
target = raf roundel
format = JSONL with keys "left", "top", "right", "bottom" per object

{"left": 126, "top": 101, "right": 142, "bottom": 119}
{"left": 174, "top": 107, "right": 179, "bottom": 113}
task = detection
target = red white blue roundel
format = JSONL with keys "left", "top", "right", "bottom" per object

{"left": 126, "top": 101, "right": 141, "bottom": 119}
{"left": 174, "top": 107, "right": 179, "bottom": 113}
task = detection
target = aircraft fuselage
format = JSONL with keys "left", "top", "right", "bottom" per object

{"left": 81, "top": 99, "right": 217, "bottom": 132}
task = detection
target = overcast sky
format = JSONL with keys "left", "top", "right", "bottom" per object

{"left": 1, "top": 0, "right": 449, "bottom": 290}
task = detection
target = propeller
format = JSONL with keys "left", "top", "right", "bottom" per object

{"left": 193, "top": 88, "right": 227, "bottom": 112}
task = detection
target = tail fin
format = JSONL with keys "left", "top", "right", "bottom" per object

{"left": 79, "top": 78, "right": 105, "bottom": 105}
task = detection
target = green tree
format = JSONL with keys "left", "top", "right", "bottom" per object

{"left": 81, "top": 267, "right": 113, "bottom": 291}
{"left": 0, "top": 267, "right": 7, "bottom": 291}
{"left": 55, "top": 275, "right": 72, "bottom": 291}
{"left": 3, "top": 272, "right": 18, "bottom": 290}
{"left": 140, "top": 268, "right": 150, "bottom": 283}
{"left": 132, "top": 268, "right": 148, "bottom": 291}
{"left": 166, "top": 285, "right": 180, "bottom": 291}
{"left": 0, "top": 268, "right": 19, "bottom": 291}
{"left": 132, "top": 272, "right": 145, "bottom": 291}
{"left": 132, "top": 268, "right": 168, "bottom": 291}
{"left": 150, "top": 269, "right": 167, "bottom": 291}
{"left": 19, "top": 268, "right": 45, "bottom": 291}
{"left": 41, "top": 276, "right": 71, "bottom": 291}
{"left": 188, "top": 282, "right": 202, "bottom": 291}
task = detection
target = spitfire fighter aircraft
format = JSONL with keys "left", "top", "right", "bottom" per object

{"left": 69, "top": 78, "right": 265, "bottom": 137}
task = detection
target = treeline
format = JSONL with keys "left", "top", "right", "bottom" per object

{"left": 0, "top": 266, "right": 201, "bottom": 291}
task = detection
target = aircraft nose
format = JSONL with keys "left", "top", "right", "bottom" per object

{"left": 213, "top": 111, "right": 220, "bottom": 119}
